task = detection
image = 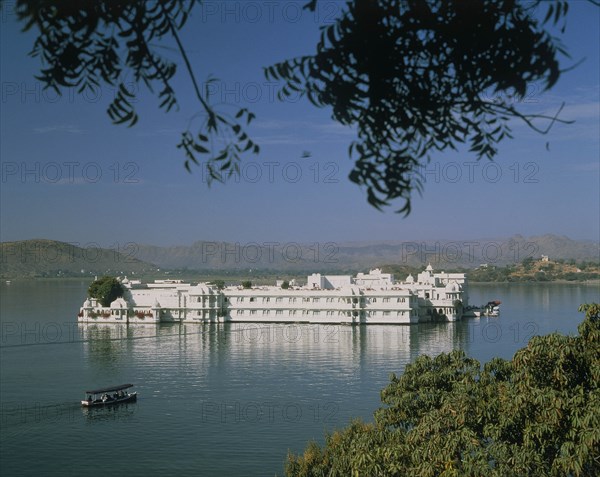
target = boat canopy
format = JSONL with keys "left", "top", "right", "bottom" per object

{"left": 85, "top": 384, "right": 134, "bottom": 394}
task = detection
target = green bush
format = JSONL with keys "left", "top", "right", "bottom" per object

{"left": 285, "top": 304, "right": 600, "bottom": 477}
{"left": 88, "top": 276, "right": 124, "bottom": 307}
{"left": 211, "top": 279, "right": 225, "bottom": 290}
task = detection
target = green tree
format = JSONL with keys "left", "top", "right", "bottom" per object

{"left": 522, "top": 256, "right": 535, "bottom": 270}
{"left": 242, "top": 280, "right": 252, "bottom": 289}
{"left": 9, "top": 0, "right": 587, "bottom": 213}
{"left": 285, "top": 304, "right": 600, "bottom": 477}
{"left": 281, "top": 280, "right": 290, "bottom": 289}
{"left": 211, "top": 279, "right": 226, "bottom": 290}
{"left": 88, "top": 276, "right": 124, "bottom": 307}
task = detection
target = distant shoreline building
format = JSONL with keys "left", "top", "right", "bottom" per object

{"left": 78, "top": 265, "right": 469, "bottom": 325}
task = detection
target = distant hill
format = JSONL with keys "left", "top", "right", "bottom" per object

{"left": 467, "top": 257, "right": 600, "bottom": 282}
{"left": 133, "top": 234, "right": 599, "bottom": 271}
{"left": 2, "top": 235, "right": 597, "bottom": 278}
{"left": 0, "top": 239, "right": 157, "bottom": 278}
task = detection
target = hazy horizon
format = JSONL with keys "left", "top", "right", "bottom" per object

{"left": 2, "top": 231, "right": 599, "bottom": 248}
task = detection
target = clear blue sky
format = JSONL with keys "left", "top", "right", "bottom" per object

{"left": 1, "top": 1, "right": 599, "bottom": 247}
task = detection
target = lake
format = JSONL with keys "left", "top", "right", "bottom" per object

{"left": 0, "top": 280, "right": 598, "bottom": 476}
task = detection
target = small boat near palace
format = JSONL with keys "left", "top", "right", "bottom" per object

{"left": 463, "top": 306, "right": 482, "bottom": 317}
{"left": 81, "top": 384, "right": 137, "bottom": 407}
{"left": 464, "top": 300, "right": 501, "bottom": 318}
{"left": 483, "top": 300, "right": 501, "bottom": 317}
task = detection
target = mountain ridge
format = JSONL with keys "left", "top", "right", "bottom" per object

{"left": 0, "top": 239, "right": 157, "bottom": 278}
{"left": 1, "top": 235, "right": 597, "bottom": 278}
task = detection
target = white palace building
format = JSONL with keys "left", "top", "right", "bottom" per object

{"left": 78, "top": 265, "right": 469, "bottom": 325}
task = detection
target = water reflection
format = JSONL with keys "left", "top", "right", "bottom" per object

{"left": 82, "top": 402, "right": 138, "bottom": 423}
{"left": 79, "top": 323, "right": 160, "bottom": 368}
{"left": 78, "top": 321, "right": 470, "bottom": 376}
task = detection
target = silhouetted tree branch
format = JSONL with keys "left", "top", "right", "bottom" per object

{"left": 267, "top": 0, "right": 582, "bottom": 213}
{"left": 7, "top": 0, "right": 593, "bottom": 214}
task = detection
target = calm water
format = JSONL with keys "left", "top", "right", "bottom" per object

{"left": 1, "top": 280, "right": 598, "bottom": 476}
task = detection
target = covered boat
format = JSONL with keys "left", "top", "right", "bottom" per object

{"left": 81, "top": 384, "right": 137, "bottom": 407}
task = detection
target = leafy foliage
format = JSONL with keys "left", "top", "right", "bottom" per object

{"left": 285, "top": 304, "right": 600, "bottom": 477}
{"left": 88, "top": 276, "right": 124, "bottom": 307}
{"left": 210, "top": 279, "right": 226, "bottom": 290}
{"left": 242, "top": 280, "right": 252, "bottom": 289}
{"left": 266, "top": 0, "right": 573, "bottom": 214}
{"left": 281, "top": 280, "right": 290, "bottom": 289}
{"left": 13, "top": 0, "right": 258, "bottom": 183}
{"left": 522, "top": 256, "right": 536, "bottom": 269}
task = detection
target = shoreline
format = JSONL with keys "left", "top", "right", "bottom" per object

{"left": 3, "top": 276, "right": 599, "bottom": 286}
{"left": 470, "top": 279, "right": 600, "bottom": 285}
